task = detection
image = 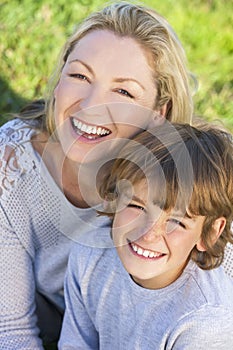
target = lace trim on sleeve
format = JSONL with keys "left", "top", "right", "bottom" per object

{"left": 0, "top": 120, "right": 37, "bottom": 200}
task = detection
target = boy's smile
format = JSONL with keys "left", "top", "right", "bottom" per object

{"left": 112, "top": 180, "right": 206, "bottom": 289}
{"left": 128, "top": 239, "right": 166, "bottom": 260}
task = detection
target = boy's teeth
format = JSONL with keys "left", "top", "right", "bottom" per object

{"left": 72, "top": 118, "right": 110, "bottom": 136}
{"left": 130, "top": 242, "right": 163, "bottom": 259}
{"left": 137, "top": 248, "right": 143, "bottom": 255}
{"left": 149, "top": 251, "right": 155, "bottom": 258}
{"left": 143, "top": 250, "right": 150, "bottom": 258}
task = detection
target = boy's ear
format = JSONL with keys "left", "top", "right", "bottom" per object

{"left": 196, "top": 217, "right": 226, "bottom": 252}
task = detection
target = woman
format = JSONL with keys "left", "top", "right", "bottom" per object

{"left": 0, "top": 2, "right": 193, "bottom": 349}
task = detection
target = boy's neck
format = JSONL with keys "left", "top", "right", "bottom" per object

{"left": 131, "top": 260, "right": 188, "bottom": 290}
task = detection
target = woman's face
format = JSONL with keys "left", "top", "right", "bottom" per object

{"left": 54, "top": 29, "right": 164, "bottom": 164}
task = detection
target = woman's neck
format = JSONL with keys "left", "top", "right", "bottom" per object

{"left": 31, "top": 132, "right": 107, "bottom": 208}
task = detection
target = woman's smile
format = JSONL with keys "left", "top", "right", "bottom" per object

{"left": 54, "top": 29, "right": 159, "bottom": 163}
{"left": 70, "top": 117, "right": 111, "bottom": 141}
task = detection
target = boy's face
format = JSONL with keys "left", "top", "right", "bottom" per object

{"left": 112, "top": 180, "right": 206, "bottom": 289}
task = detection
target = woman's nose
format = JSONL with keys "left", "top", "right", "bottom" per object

{"left": 79, "top": 85, "right": 107, "bottom": 114}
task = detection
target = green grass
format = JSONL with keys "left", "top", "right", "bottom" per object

{"left": 0, "top": 0, "right": 232, "bottom": 131}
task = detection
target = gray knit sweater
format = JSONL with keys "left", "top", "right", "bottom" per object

{"left": 0, "top": 119, "right": 111, "bottom": 349}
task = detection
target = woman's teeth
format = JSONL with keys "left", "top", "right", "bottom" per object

{"left": 72, "top": 118, "right": 110, "bottom": 137}
{"left": 130, "top": 242, "right": 164, "bottom": 259}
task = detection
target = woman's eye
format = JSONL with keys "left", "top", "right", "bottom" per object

{"left": 117, "top": 89, "right": 134, "bottom": 98}
{"left": 68, "top": 73, "right": 89, "bottom": 81}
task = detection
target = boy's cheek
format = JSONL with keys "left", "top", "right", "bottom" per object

{"left": 112, "top": 216, "right": 140, "bottom": 238}
{"left": 111, "top": 227, "right": 123, "bottom": 247}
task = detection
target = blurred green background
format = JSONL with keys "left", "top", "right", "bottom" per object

{"left": 0, "top": 0, "right": 233, "bottom": 131}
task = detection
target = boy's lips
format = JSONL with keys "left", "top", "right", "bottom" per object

{"left": 127, "top": 239, "right": 166, "bottom": 259}
{"left": 70, "top": 117, "right": 111, "bottom": 140}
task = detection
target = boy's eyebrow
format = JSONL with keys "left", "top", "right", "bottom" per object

{"left": 131, "top": 195, "right": 146, "bottom": 206}
{"left": 152, "top": 200, "right": 165, "bottom": 208}
{"left": 185, "top": 212, "right": 194, "bottom": 219}
{"left": 130, "top": 195, "right": 197, "bottom": 220}
{"left": 171, "top": 210, "right": 195, "bottom": 220}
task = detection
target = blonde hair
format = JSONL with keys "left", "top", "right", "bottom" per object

{"left": 100, "top": 122, "right": 233, "bottom": 270}
{"left": 19, "top": 2, "right": 194, "bottom": 135}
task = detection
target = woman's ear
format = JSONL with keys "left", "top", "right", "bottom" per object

{"left": 158, "top": 103, "right": 168, "bottom": 118}
{"left": 147, "top": 111, "right": 166, "bottom": 129}
{"left": 147, "top": 103, "right": 169, "bottom": 129}
{"left": 196, "top": 217, "right": 226, "bottom": 252}
{"left": 158, "top": 100, "right": 172, "bottom": 119}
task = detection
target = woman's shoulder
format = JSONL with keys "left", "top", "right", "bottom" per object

{"left": 0, "top": 118, "right": 35, "bottom": 142}
{"left": 0, "top": 118, "right": 39, "bottom": 199}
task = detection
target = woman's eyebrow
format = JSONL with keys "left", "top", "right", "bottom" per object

{"left": 68, "top": 59, "right": 94, "bottom": 76}
{"left": 113, "top": 77, "right": 145, "bottom": 90}
{"left": 67, "top": 61, "right": 145, "bottom": 90}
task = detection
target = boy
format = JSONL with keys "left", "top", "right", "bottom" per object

{"left": 59, "top": 122, "right": 233, "bottom": 349}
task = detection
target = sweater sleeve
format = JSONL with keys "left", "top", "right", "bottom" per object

{"left": 58, "top": 246, "right": 99, "bottom": 350}
{"left": 166, "top": 305, "right": 233, "bottom": 349}
{"left": 0, "top": 206, "right": 43, "bottom": 350}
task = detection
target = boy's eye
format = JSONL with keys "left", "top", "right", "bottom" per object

{"left": 68, "top": 73, "right": 89, "bottom": 81}
{"left": 166, "top": 218, "right": 186, "bottom": 233}
{"left": 127, "top": 203, "right": 145, "bottom": 211}
{"left": 117, "top": 89, "right": 134, "bottom": 98}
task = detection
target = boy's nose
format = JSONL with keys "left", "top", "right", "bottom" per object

{"left": 142, "top": 222, "right": 164, "bottom": 242}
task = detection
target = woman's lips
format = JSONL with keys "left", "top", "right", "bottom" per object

{"left": 71, "top": 117, "right": 111, "bottom": 139}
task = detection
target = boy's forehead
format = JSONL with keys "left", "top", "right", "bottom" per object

{"left": 124, "top": 178, "right": 190, "bottom": 214}
{"left": 122, "top": 178, "right": 162, "bottom": 204}
{"left": 119, "top": 179, "right": 148, "bottom": 199}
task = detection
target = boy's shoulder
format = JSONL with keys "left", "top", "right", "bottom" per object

{"left": 184, "top": 261, "right": 233, "bottom": 307}
{"left": 70, "top": 239, "right": 115, "bottom": 265}
{"left": 68, "top": 239, "right": 117, "bottom": 281}
{"left": 164, "top": 263, "right": 233, "bottom": 348}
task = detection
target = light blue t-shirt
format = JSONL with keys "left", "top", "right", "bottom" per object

{"left": 59, "top": 242, "right": 233, "bottom": 349}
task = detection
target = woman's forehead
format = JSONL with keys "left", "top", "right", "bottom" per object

{"left": 68, "top": 29, "right": 154, "bottom": 74}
